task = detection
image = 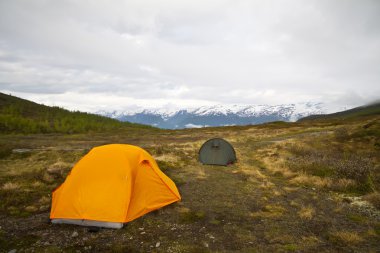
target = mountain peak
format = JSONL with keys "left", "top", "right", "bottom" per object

{"left": 97, "top": 102, "right": 330, "bottom": 129}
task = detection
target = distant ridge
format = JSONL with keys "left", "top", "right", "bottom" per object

{"left": 298, "top": 102, "right": 380, "bottom": 122}
{"left": 0, "top": 92, "right": 151, "bottom": 134}
{"left": 98, "top": 102, "right": 328, "bottom": 129}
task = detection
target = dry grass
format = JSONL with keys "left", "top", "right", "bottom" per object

{"left": 25, "top": 205, "right": 38, "bottom": 212}
{"left": 364, "top": 192, "right": 380, "bottom": 209}
{"left": 301, "top": 235, "right": 320, "bottom": 245}
{"left": 259, "top": 180, "right": 275, "bottom": 189}
{"left": 332, "top": 178, "right": 357, "bottom": 191}
{"left": 283, "top": 186, "right": 299, "bottom": 192}
{"left": 329, "top": 231, "right": 363, "bottom": 245}
{"left": 298, "top": 205, "right": 315, "bottom": 220}
{"left": 290, "top": 173, "right": 332, "bottom": 188}
{"left": 0, "top": 117, "right": 379, "bottom": 252}
{"left": 195, "top": 167, "right": 207, "bottom": 180}
{"left": 153, "top": 153, "right": 181, "bottom": 164}
{"left": 46, "top": 161, "right": 72, "bottom": 175}
{"left": 2, "top": 182, "right": 20, "bottom": 190}
{"left": 231, "top": 166, "right": 267, "bottom": 181}
{"left": 289, "top": 172, "right": 358, "bottom": 192}
{"left": 250, "top": 204, "right": 286, "bottom": 219}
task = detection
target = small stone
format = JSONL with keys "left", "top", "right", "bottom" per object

{"left": 72, "top": 231, "right": 79, "bottom": 238}
{"left": 138, "top": 227, "right": 144, "bottom": 230}
{"left": 43, "top": 242, "right": 50, "bottom": 246}
{"left": 171, "top": 227, "right": 176, "bottom": 231}
{"left": 8, "top": 250, "right": 17, "bottom": 253}
{"left": 156, "top": 242, "right": 160, "bottom": 248}
{"left": 203, "top": 242, "right": 209, "bottom": 248}
{"left": 140, "top": 231, "right": 146, "bottom": 235}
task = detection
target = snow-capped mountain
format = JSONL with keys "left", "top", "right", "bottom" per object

{"left": 97, "top": 102, "right": 328, "bottom": 129}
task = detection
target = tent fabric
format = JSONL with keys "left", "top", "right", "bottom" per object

{"left": 199, "top": 138, "right": 237, "bottom": 166}
{"left": 51, "top": 218, "right": 123, "bottom": 229}
{"left": 50, "top": 144, "right": 181, "bottom": 226}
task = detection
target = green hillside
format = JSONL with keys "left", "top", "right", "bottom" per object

{"left": 0, "top": 92, "right": 151, "bottom": 134}
{"left": 299, "top": 101, "right": 380, "bottom": 122}
{"left": 0, "top": 94, "right": 379, "bottom": 252}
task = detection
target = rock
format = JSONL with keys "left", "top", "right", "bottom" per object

{"left": 72, "top": 231, "right": 79, "bottom": 238}
{"left": 138, "top": 227, "right": 144, "bottom": 230}
{"left": 8, "top": 250, "right": 17, "bottom": 253}
{"left": 140, "top": 231, "right": 146, "bottom": 235}
{"left": 156, "top": 242, "right": 160, "bottom": 248}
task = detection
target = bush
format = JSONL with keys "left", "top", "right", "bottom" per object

{"left": 286, "top": 144, "right": 375, "bottom": 193}
{"left": 334, "top": 127, "right": 350, "bottom": 142}
{"left": 334, "top": 156, "right": 372, "bottom": 183}
{"left": 364, "top": 192, "right": 380, "bottom": 210}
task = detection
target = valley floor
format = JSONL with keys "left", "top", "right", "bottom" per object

{"left": 0, "top": 118, "right": 379, "bottom": 252}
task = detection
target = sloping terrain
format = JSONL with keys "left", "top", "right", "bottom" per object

{"left": 0, "top": 114, "right": 379, "bottom": 252}
{"left": 0, "top": 93, "right": 151, "bottom": 134}
{"left": 299, "top": 101, "right": 380, "bottom": 122}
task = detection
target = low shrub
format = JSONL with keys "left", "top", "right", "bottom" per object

{"left": 286, "top": 144, "right": 375, "bottom": 193}
{"left": 364, "top": 192, "right": 380, "bottom": 209}
{"left": 334, "top": 127, "right": 350, "bottom": 142}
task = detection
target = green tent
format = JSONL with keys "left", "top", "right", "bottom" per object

{"left": 199, "top": 138, "right": 237, "bottom": 166}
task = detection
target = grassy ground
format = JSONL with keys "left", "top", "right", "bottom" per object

{"left": 0, "top": 117, "right": 379, "bottom": 252}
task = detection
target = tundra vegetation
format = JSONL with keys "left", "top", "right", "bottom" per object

{"left": 0, "top": 94, "right": 379, "bottom": 252}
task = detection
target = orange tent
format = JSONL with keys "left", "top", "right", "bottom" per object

{"left": 50, "top": 144, "right": 181, "bottom": 228}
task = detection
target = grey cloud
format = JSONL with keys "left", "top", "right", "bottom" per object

{"left": 0, "top": 0, "right": 379, "bottom": 111}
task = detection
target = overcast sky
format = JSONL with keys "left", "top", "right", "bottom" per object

{"left": 0, "top": 0, "right": 379, "bottom": 112}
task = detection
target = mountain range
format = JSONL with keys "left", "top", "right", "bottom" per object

{"left": 97, "top": 102, "right": 331, "bottom": 129}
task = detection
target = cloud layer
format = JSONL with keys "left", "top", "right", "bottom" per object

{"left": 0, "top": 0, "right": 379, "bottom": 112}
